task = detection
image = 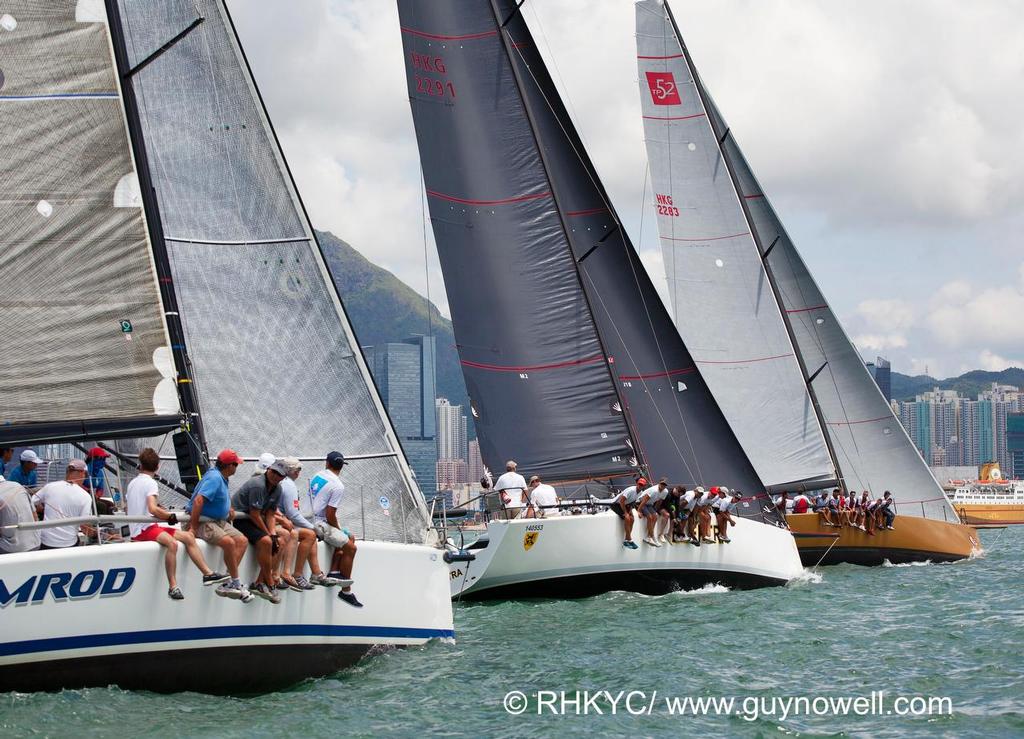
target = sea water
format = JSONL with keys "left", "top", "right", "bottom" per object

{"left": 2, "top": 526, "right": 1021, "bottom": 738}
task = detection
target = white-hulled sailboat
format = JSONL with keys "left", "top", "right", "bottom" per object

{"left": 397, "top": 0, "right": 804, "bottom": 599}
{"left": 0, "top": 0, "right": 451, "bottom": 693}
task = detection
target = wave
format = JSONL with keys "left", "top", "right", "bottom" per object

{"left": 787, "top": 569, "right": 824, "bottom": 587}
{"left": 882, "top": 559, "right": 934, "bottom": 567}
{"left": 671, "top": 583, "right": 731, "bottom": 596}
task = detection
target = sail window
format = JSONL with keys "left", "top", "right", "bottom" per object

{"left": 677, "top": 382, "right": 687, "bottom": 392}
{"left": 0, "top": 14, "right": 16, "bottom": 31}
{"left": 36, "top": 200, "right": 53, "bottom": 218}
{"left": 75, "top": 0, "right": 106, "bottom": 24}
{"left": 113, "top": 173, "right": 142, "bottom": 208}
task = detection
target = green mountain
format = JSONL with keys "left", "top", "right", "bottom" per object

{"left": 891, "top": 367, "right": 1024, "bottom": 401}
{"left": 316, "top": 230, "right": 472, "bottom": 436}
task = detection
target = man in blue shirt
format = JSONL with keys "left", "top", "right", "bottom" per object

{"left": 0, "top": 448, "right": 13, "bottom": 480}
{"left": 7, "top": 450, "right": 42, "bottom": 489}
{"left": 186, "top": 449, "right": 250, "bottom": 601}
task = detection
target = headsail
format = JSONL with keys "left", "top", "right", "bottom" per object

{"left": 636, "top": 0, "right": 837, "bottom": 492}
{"left": 112, "top": 0, "right": 431, "bottom": 542}
{"left": 0, "top": 1, "right": 181, "bottom": 446}
{"left": 399, "top": 0, "right": 780, "bottom": 522}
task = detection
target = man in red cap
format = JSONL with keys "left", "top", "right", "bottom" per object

{"left": 185, "top": 449, "right": 251, "bottom": 601}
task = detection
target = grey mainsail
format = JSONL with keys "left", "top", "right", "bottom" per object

{"left": 641, "top": 0, "right": 954, "bottom": 519}
{"left": 113, "top": 0, "right": 431, "bottom": 541}
{"left": 636, "top": 0, "right": 836, "bottom": 492}
{"left": 0, "top": 1, "right": 181, "bottom": 446}
{"left": 399, "top": 0, "right": 779, "bottom": 522}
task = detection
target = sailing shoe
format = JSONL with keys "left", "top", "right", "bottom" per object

{"left": 718, "top": 537, "right": 731, "bottom": 543}
{"left": 280, "top": 576, "right": 305, "bottom": 593}
{"left": 216, "top": 582, "right": 243, "bottom": 600}
{"left": 649, "top": 537, "right": 662, "bottom": 547}
{"left": 337, "top": 590, "right": 364, "bottom": 608}
{"left": 701, "top": 537, "right": 716, "bottom": 544}
{"left": 168, "top": 587, "right": 185, "bottom": 600}
{"left": 623, "top": 540, "right": 638, "bottom": 550}
{"left": 202, "top": 572, "right": 230, "bottom": 586}
{"left": 293, "top": 576, "right": 316, "bottom": 591}
{"left": 251, "top": 583, "right": 282, "bottom": 604}
{"left": 239, "top": 588, "right": 255, "bottom": 603}
{"left": 689, "top": 538, "right": 700, "bottom": 547}
{"left": 310, "top": 573, "right": 341, "bottom": 587}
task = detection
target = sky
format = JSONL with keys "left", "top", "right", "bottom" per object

{"left": 228, "top": 0, "right": 1024, "bottom": 380}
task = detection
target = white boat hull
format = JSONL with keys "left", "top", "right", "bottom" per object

{"left": 0, "top": 539, "right": 453, "bottom": 693}
{"left": 449, "top": 513, "right": 803, "bottom": 600}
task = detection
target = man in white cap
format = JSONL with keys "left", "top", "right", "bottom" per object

{"left": 713, "top": 487, "right": 738, "bottom": 543}
{"left": 8, "top": 450, "right": 43, "bottom": 490}
{"left": 493, "top": 460, "right": 527, "bottom": 520}
{"left": 276, "top": 456, "right": 340, "bottom": 590}
{"left": 608, "top": 478, "right": 647, "bottom": 550}
{"left": 231, "top": 458, "right": 288, "bottom": 603}
{"left": 525, "top": 475, "right": 559, "bottom": 518}
{"left": 31, "top": 459, "right": 94, "bottom": 549}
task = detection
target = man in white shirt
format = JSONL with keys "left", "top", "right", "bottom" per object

{"left": 310, "top": 451, "right": 360, "bottom": 607}
{"left": 526, "top": 475, "right": 559, "bottom": 518}
{"left": 713, "top": 487, "right": 738, "bottom": 543}
{"left": 683, "top": 486, "right": 704, "bottom": 545}
{"left": 493, "top": 460, "right": 527, "bottom": 520}
{"left": 697, "top": 486, "right": 717, "bottom": 544}
{"left": 32, "top": 459, "right": 94, "bottom": 549}
{"left": 640, "top": 478, "right": 670, "bottom": 546}
{"left": 126, "top": 448, "right": 228, "bottom": 600}
{"left": 608, "top": 478, "right": 647, "bottom": 550}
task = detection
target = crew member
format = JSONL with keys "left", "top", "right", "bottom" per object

{"left": 31, "top": 459, "right": 93, "bottom": 549}
{"left": 310, "top": 451, "right": 361, "bottom": 608}
{"left": 494, "top": 460, "right": 527, "bottom": 520}
{"left": 608, "top": 478, "right": 646, "bottom": 550}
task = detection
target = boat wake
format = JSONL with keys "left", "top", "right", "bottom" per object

{"left": 882, "top": 559, "right": 934, "bottom": 567}
{"left": 787, "top": 569, "right": 824, "bottom": 587}
{"left": 671, "top": 583, "right": 731, "bottom": 597}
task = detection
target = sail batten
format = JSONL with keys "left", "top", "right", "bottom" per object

{"left": 0, "top": 1, "right": 181, "bottom": 439}
{"left": 636, "top": 0, "right": 837, "bottom": 491}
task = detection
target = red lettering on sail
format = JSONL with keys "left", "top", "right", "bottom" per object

{"left": 409, "top": 52, "right": 456, "bottom": 100}
{"left": 645, "top": 71, "right": 681, "bottom": 106}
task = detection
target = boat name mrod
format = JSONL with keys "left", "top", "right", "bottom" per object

{"left": 0, "top": 567, "right": 136, "bottom": 607}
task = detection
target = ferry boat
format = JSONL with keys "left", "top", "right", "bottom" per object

{"left": 950, "top": 481, "right": 1024, "bottom": 526}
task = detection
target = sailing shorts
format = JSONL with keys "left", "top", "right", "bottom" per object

{"left": 315, "top": 520, "right": 350, "bottom": 548}
{"left": 186, "top": 519, "right": 243, "bottom": 544}
{"left": 640, "top": 503, "right": 657, "bottom": 517}
{"left": 132, "top": 524, "right": 177, "bottom": 542}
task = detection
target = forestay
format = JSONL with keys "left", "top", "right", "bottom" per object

{"left": 636, "top": 0, "right": 837, "bottom": 492}
{"left": 0, "top": 1, "right": 180, "bottom": 445}
{"left": 113, "top": 0, "right": 431, "bottom": 542}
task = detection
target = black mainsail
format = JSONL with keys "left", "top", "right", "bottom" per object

{"left": 399, "top": 0, "right": 776, "bottom": 519}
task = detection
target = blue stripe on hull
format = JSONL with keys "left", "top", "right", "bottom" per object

{"left": 0, "top": 624, "right": 456, "bottom": 658}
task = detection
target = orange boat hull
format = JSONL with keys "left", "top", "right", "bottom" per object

{"left": 787, "top": 512, "right": 980, "bottom": 566}
{"left": 951, "top": 504, "right": 1024, "bottom": 526}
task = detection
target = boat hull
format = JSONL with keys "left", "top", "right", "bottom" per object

{"left": 0, "top": 539, "right": 454, "bottom": 694}
{"left": 787, "top": 513, "right": 980, "bottom": 566}
{"left": 951, "top": 504, "right": 1024, "bottom": 526}
{"left": 449, "top": 513, "right": 804, "bottom": 601}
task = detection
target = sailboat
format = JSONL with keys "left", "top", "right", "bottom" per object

{"left": 0, "top": 0, "right": 452, "bottom": 693}
{"left": 397, "top": 0, "right": 804, "bottom": 599}
{"left": 635, "top": 0, "right": 979, "bottom": 566}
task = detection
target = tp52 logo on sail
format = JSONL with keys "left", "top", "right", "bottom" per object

{"left": 645, "top": 71, "right": 681, "bottom": 106}
{"left": 0, "top": 568, "right": 135, "bottom": 607}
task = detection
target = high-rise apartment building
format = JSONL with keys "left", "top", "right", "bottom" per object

{"left": 435, "top": 397, "right": 468, "bottom": 461}
{"left": 1008, "top": 412, "right": 1024, "bottom": 479}
{"left": 867, "top": 356, "right": 892, "bottom": 402}
{"left": 467, "top": 439, "right": 485, "bottom": 483}
{"left": 364, "top": 335, "right": 437, "bottom": 496}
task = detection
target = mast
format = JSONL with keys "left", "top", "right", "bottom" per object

{"left": 661, "top": 2, "right": 844, "bottom": 492}
{"left": 104, "top": 0, "right": 209, "bottom": 462}
{"left": 489, "top": 0, "right": 647, "bottom": 478}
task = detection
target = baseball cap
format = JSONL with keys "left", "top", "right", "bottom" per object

{"left": 86, "top": 446, "right": 109, "bottom": 459}
{"left": 279, "top": 456, "right": 302, "bottom": 473}
{"left": 637, "top": 477, "right": 648, "bottom": 487}
{"left": 529, "top": 475, "right": 540, "bottom": 484}
{"left": 255, "top": 452, "right": 276, "bottom": 472}
{"left": 720, "top": 486, "right": 730, "bottom": 494}
{"left": 695, "top": 486, "right": 705, "bottom": 494}
{"left": 326, "top": 451, "right": 346, "bottom": 469}
{"left": 67, "top": 458, "right": 87, "bottom": 471}
{"left": 268, "top": 460, "right": 289, "bottom": 476}
{"left": 20, "top": 450, "right": 42, "bottom": 464}
{"left": 216, "top": 449, "right": 243, "bottom": 466}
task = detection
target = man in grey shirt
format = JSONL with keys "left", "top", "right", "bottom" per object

{"left": 0, "top": 481, "right": 40, "bottom": 554}
{"left": 231, "top": 460, "right": 286, "bottom": 603}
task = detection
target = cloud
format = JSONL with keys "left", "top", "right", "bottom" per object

{"left": 926, "top": 263, "right": 1024, "bottom": 348}
{"left": 978, "top": 349, "right": 1024, "bottom": 372}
